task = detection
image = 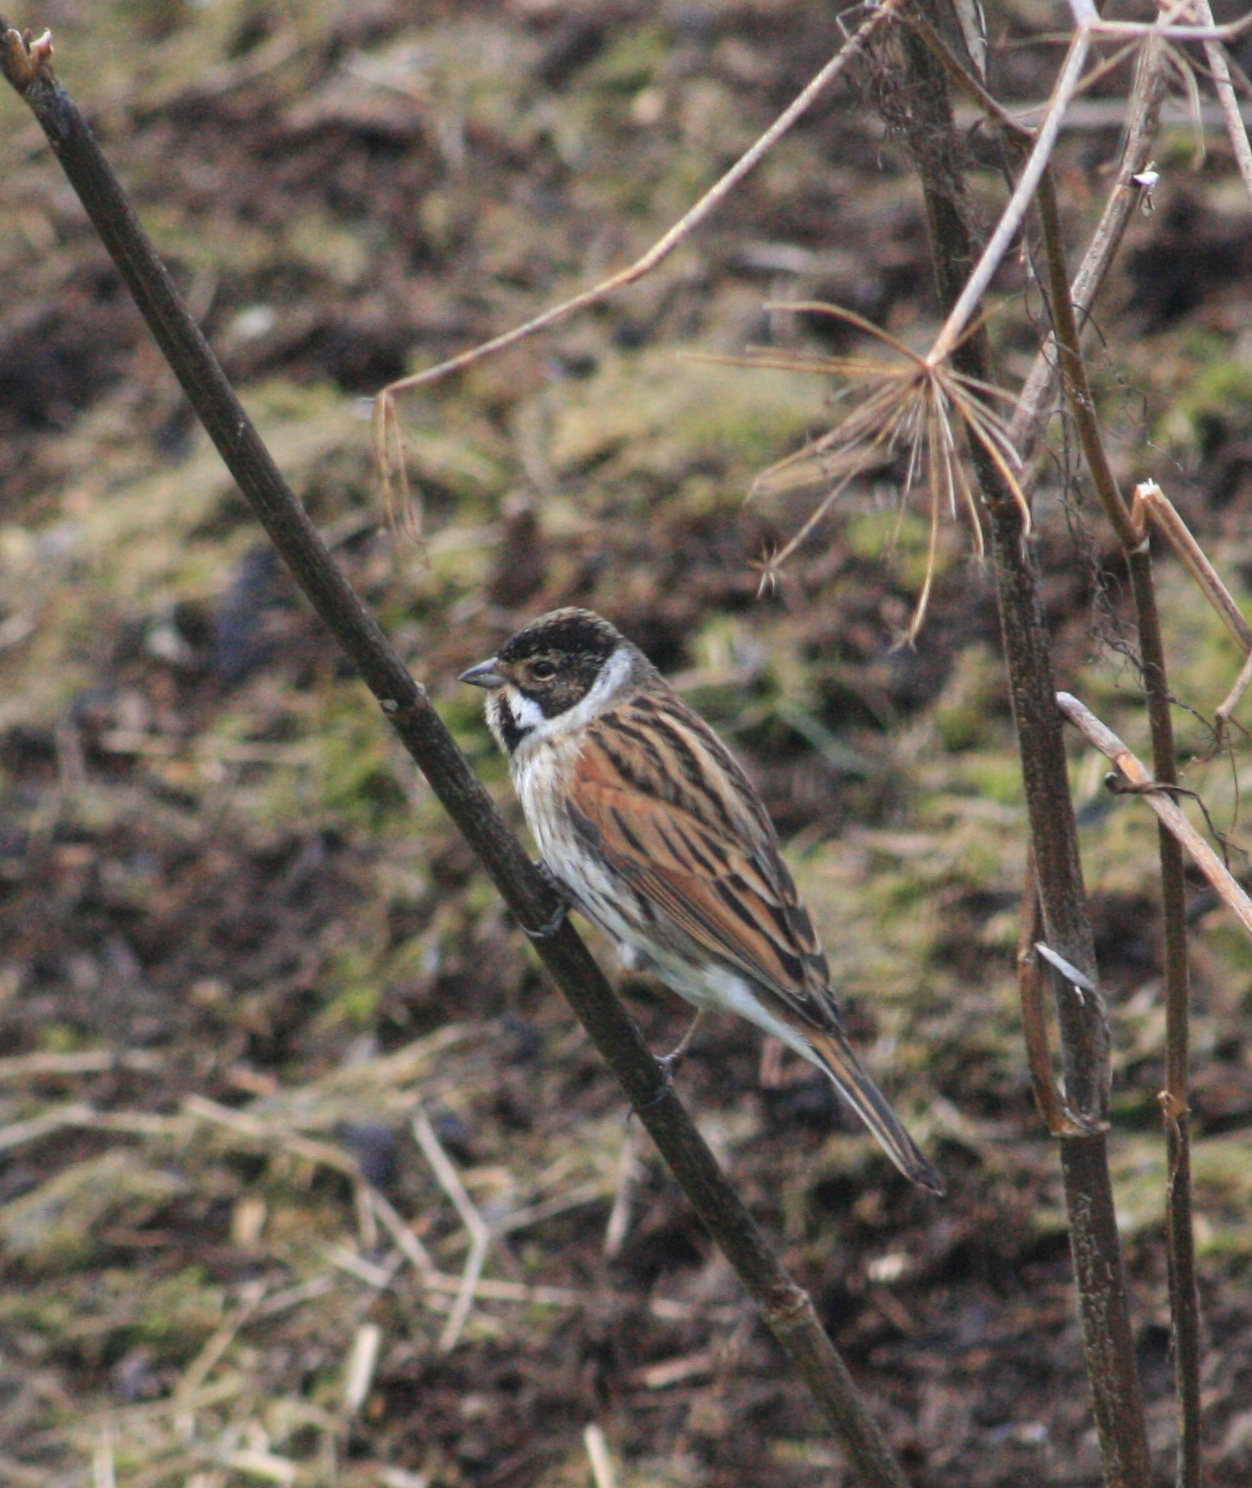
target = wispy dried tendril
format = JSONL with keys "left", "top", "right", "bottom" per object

{"left": 716, "top": 303, "right": 1028, "bottom": 641}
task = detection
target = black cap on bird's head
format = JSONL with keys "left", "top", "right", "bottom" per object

{"left": 500, "top": 609, "right": 620, "bottom": 669}
{"left": 459, "top": 609, "right": 628, "bottom": 733}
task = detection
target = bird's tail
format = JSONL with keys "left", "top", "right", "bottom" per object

{"left": 804, "top": 1025, "right": 944, "bottom": 1194}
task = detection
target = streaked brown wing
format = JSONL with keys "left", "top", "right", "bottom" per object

{"left": 567, "top": 692, "right": 834, "bottom": 1026}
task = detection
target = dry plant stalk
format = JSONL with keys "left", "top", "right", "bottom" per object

{"left": 1057, "top": 694, "right": 1252, "bottom": 939}
{"left": 734, "top": 303, "right": 1028, "bottom": 635}
{"left": 1134, "top": 480, "right": 1252, "bottom": 744}
{"left": 877, "top": 7, "right": 1252, "bottom": 1481}
{"left": 370, "top": 0, "right": 905, "bottom": 536}
{"left": 878, "top": 6, "right": 1203, "bottom": 1483}
{"left": 412, "top": 1105, "right": 492, "bottom": 1352}
{"left": 1029, "top": 46, "right": 1208, "bottom": 1468}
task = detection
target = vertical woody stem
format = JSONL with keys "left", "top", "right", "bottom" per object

{"left": 892, "top": 9, "right": 1152, "bottom": 1484}
{"left": 1035, "top": 69, "right": 1202, "bottom": 1479}
{"left": 1132, "top": 542, "right": 1203, "bottom": 1488}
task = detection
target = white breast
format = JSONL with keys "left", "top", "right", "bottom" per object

{"left": 505, "top": 644, "right": 635, "bottom": 892}
{"left": 507, "top": 696, "right": 648, "bottom": 970}
{"left": 508, "top": 699, "right": 827, "bottom": 1074}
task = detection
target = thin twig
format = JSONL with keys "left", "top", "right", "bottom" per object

{"left": 0, "top": 27, "right": 916, "bottom": 1485}
{"left": 902, "top": 10, "right": 1031, "bottom": 143}
{"left": 1134, "top": 479, "right": 1252, "bottom": 746}
{"left": 0, "top": 1101, "right": 96, "bottom": 1152}
{"left": 1217, "top": 649, "right": 1252, "bottom": 742}
{"left": 927, "top": 30, "right": 1092, "bottom": 367}
{"left": 1196, "top": 0, "right": 1252, "bottom": 201}
{"left": 371, "top": 1186, "right": 706, "bottom": 1312}
{"left": 367, "top": 1187, "right": 439, "bottom": 1282}
{"left": 412, "top": 1107, "right": 491, "bottom": 1352}
{"left": 1057, "top": 693, "right": 1252, "bottom": 938}
{"left": 173, "top": 1279, "right": 268, "bottom": 1441}
{"left": 498, "top": 1179, "right": 613, "bottom": 1235}
{"left": 388, "top": 3, "right": 894, "bottom": 394}
{"left": 0, "top": 1049, "right": 164, "bottom": 1081}
{"left": 1126, "top": 547, "right": 1204, "bottom": 1488}
{"left": 371, "top": 0, "right": 903, "bottom": 523}
{"left": 1033, "top": 141, "right": 1141, "bottom": 551}
{"left": 325, "top": 1242, "right": 401, "bottom": 1291}
{"left": 360, "top": 1235, "right": 586, "bottom": 1310}
{"left": 1134, "top": 482, "right": 1252, "bottom": 650}
{"left": 1009, "top": 41, "right": 1167, "bottom": 464}
{"left": 1085, "top": 15, "right": 1252, "bottom": 41}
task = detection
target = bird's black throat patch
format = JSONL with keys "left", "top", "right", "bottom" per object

{"left": 491, "top": 693, "right": 533, "bottom": 755}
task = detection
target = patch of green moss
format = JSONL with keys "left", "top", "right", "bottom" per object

{"left": 1199, "top": 921, "right": 1252, "bottom": 977}
{"left": 37, "top": 1023, "right": 83, "bottom": 1054}
{"left": 129, "top": 1266, "right": 226, "bottom": 1353}
{"left": 309, "top": 694, "right": 405, "bottom": 830}
{"left": 1164, "top": 358, "right": 1252, "bottom": 461}
{"left": 585, "top": 25, "right": 672, "bottom": 93}
{"left": 318, "top": 946, "right": 382, "bottom": 1032}
{"left": 548, "top": 347, "right": 827, "bottom": 481}
{"left": 953, "top": 754, "right": 1026, "bottom": 808}
{"left": 934, "top": 645, "right": 1007, "bottom": 752}
{"left": 1108, "top": 1136, "right": 1252, "bottom": 1256}
{"left": 845, "top": 510, "right": 946, "bottom": 593}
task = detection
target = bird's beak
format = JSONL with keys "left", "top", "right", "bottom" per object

{"left": 458, "top": 657, "right": 507, "bottom": 689}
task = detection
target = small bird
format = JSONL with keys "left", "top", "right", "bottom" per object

{"left": 460, "top": 608, "right": 942, "bottom": 1193}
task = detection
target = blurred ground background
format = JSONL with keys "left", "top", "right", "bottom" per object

{"left": 2, "top": 1, "right": 1252, "bottom": 1484}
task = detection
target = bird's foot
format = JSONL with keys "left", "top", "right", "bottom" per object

{"left": 656, "top": 1012, "right": 703, "bottom": 1082}
{"left": 523, "top": 862, "right": 570, "bottom": 940}
{"left": 634, "top": 1014, "right": 704, "bottom": 1115}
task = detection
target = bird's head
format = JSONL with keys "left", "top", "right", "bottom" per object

{"left": 459, "top": 608, "right": 635, "bottom": 755}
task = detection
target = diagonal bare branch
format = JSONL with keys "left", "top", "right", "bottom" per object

{"left": 1195, "top": 0, "right": 1252, "bottom": 201}
{"left": 927, "top": 31, "right": 1092, "bottom": 367}
{"left": 1057, "top": 694, "right": 1252, "bottom": 939}
{"left": 0, "top": 31, "right": 919, "bottom": 1480}
{"left": 1134, "top": 481, "right": 1252, "bottom": 651}
{"left": 370, "top": 0, "right": 905, "bottom": 528}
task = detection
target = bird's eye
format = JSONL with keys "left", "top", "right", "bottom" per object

{"left": 531, "top": 660, "right": 556, "bottom": 680}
